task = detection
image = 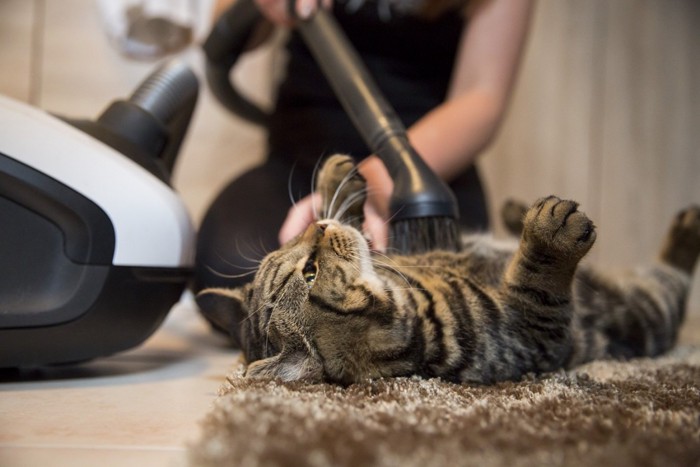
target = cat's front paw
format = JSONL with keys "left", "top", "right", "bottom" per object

{"left": 522, "top": 196, "right": 596, "bottom": 263}
{"left": 316, "top": 154, "right": 366, "bottom": 224}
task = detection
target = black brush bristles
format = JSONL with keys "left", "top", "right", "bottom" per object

{"left": 388, "top": 217, "right": 462, "bottom": 255}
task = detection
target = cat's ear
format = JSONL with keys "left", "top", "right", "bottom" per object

{"left": 196, "top": 286, "right": 251, "bottom": 346}
{"left": 246, "top": 349, "right": 323, "bottom": 383}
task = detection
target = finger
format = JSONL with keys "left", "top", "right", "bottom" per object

{"left": 255, "top": 0, "right": 293, "bottom": 25}
{"left": 296, "top": 0, "right": 316, "bottom": 19}
{"left": 278, "top": 193, "right": 321, "bottom": 245}
{"left": 296, "top": 0, "right": 333, "bottom": 19}
{"left": 363, "top": 206, "right": 388, "bottom": 253}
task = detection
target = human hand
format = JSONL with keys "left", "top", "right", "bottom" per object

{"left": 278, "top": 192, "right": 321, "bottom": 245}
{"left": 254, "top": 0, "right": 332, "bottom": 25}
{"left": 278, "top": 157, "right": 393, "bottom": 252}
{"left": 278, "top": 193, "right": 389, "bottom": 252}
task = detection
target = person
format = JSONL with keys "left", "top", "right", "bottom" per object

{"left": 194, "top": 0, "right": 534, "bottom": 293}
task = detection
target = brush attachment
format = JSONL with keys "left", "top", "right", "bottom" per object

{"left": 389, "top": 216, "right": 462, "bottom": 255}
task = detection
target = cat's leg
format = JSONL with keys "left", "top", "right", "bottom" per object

{"left": 501, "top": 196, "right": 596, "bottom": 371}
{"left": 571, "top": 206, "right": 700, "bottom": 364}
{"left": 506, "top": 196, "right": 596, "bottom": 305}
{"left": 636, "top": 205, "right": 700, "bottom": 348}
{"left": 316, "top": 154, "right": 367, "bottom": 228}
{"left": 501, "top": 199, "right": 528, "bottom": 236}
{"left": 659, "top": 205, "right": 700, "bottom": 274}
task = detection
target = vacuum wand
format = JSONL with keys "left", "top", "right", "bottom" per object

{"left": 297, "top": 10, "right": 461, "bottom": 254}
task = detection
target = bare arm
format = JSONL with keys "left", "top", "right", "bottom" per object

{"left": 360, "top": 0, "right": 534, "bottom": 216}
{"left": 419, "top": 0, "right": 533, "bottom": 173}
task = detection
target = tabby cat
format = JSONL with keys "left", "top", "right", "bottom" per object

{"left": 198, "top": 155, "right": 700, "bottom": 385}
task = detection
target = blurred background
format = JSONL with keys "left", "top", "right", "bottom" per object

{"left": 1, "top": 0, "right": 698, "bottom": 302}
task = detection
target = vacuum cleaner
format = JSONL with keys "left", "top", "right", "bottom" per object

{"left": 0, "top": 60, "right": 198, "bottom": 367}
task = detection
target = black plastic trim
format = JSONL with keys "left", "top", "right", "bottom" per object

{"left": 0, "top": 265, "right": 191, "bottom": 368}
{"left": 0, "top": 152, "right": 116, "bottom": 265}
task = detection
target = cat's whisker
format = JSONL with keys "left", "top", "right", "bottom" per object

{"left": 376, "top": 262, "right": 443, "bottom": 269}
{"left": 310, "top": 156, "right": 326, "bottom": 219}
{"left": 257, "top": 236, "right": 275, "bottom": 258}
{"left": 373, "top": 262, "right": 413, "bottom": 291}
{"left": 205, "top": 265, "right": 259, "bottom": 280}
{"left": 213, "top": 252, "right": 262, "bottom": 271}
{"left": 311, "top": 196, "right": 320, "bottom": 221}
{"left": 327, "top": 165, "right": 362, "bottom": 219}
{"left": 242, "top": 278, "right": 288, "bottom": 325}
{"left": 242, "top": 295, "right": 270, "bottom": 321}
{"left": 332, "top": 189, "right": 367, "bottom": 222}
{"left": 341, "top": 252, "right": 364, "bottom": 277}
{"left": 230, "top": 237, "right": 268, "bottom": 266}
{"left": 286, "top": 160, "right": 300, "bottom": 208}
{"left": 207, "top": 251, "right": 262, "bottom": 285}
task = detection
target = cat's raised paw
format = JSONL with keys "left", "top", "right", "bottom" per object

{"left": 523, "top": 196, "right": 596, "bottom": 262}
{"left": 501, "top": 199, "right": 528, "bottom": 236}
{"left": 660, "top": 205, "right": 700, "bottom": 273}
{"left": 316, "top": 154, "right": 366, "bottom": 225}
{"left": 672, "top": 205, "right": 700, "bottom": 237}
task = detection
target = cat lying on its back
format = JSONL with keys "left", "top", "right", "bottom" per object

{"left": 198, "top": 155, "right": 700, "bottom": 385}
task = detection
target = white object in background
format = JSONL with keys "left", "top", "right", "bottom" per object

{"left": 96, "top": 0, "right": 214, "bottom": 60}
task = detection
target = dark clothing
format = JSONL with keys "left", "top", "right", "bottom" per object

{"left": 268, "top": 1, "right": 465, "bottom": 168}
{"left": 195, "top": 1, "right": 489, "bottom": 291}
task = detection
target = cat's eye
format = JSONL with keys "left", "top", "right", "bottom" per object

{"left": 302, "top": 256, "right": 318, "bottom": 288}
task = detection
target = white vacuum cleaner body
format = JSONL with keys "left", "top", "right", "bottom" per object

{"left": 0, "top": 62, "right": 197, "bottom": 367}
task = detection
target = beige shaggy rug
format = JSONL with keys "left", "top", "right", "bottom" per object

{"left": 189, "top": 314, "right": 700, "bottom": 467}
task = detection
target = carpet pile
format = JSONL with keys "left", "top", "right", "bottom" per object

{"left": 189, "top": 315, "right": 700, "bottom": 467}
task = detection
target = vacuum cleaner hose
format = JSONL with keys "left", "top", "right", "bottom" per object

{"left": 89, "top": 60, "right": 199, "bottom": 178}
{"left": 129, "top": 60, "right": 198, "bottom": 126}
{"left": 202, "top": 0, "right": 268, "bottom": 124}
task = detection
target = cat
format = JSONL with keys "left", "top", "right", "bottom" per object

{"left": 197, "top": 154, "right": 700, "bottom": 385}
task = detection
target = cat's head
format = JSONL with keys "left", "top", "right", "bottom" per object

{"left": 197, "top": 217, "right": 393, "bottom": 384}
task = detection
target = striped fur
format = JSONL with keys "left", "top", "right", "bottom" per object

{"left": 197, "top": 155, "right": 700, "bottom": 385}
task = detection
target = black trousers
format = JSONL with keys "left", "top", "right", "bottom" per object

{"left": 193, "top": 157, "right": 489, "bottom": 291}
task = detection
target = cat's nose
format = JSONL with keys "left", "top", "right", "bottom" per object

{"left": 302, "top": 222, "right": 328, "bottom": 241}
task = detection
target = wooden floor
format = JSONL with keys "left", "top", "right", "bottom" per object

{"left": 0, "top": 1, "right": 698, "bottom": 465}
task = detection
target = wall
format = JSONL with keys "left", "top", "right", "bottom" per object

{"left": 480, "top": 0, "right": 700, "bottom": 305}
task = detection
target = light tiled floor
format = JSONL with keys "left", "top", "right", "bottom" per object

{"left": 0, "top": 296, "right": 237, "bottom": 467}
{"left": 0, "top": 0, "right": 269, "bottom": 465}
